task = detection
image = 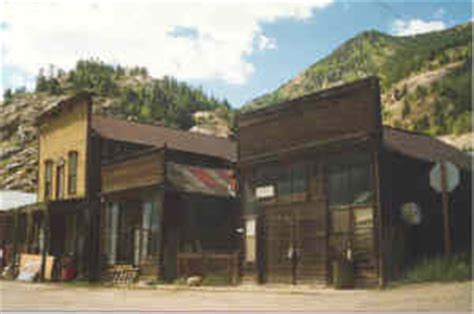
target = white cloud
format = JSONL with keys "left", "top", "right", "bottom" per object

{"left": 256, "top": 34, "right": 277, "bottom": 51}
{"left": 392, "top": 18, "right": 446, "bottom": 36}
{"left": 1, "top": 0, "right": 334, "bottom": 85}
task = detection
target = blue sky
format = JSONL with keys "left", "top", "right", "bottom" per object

{"left": 1, "top": 0, "right": 472, "bottom": 107}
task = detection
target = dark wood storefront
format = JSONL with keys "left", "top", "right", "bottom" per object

{"left": 238, "top": 77, "right": 471, "bottom": 288}
{"left": 100, "top": 147, "right": 239, "bottom": 283}
{"left": 238, "top": 77, "right": 385, "bottom": 287}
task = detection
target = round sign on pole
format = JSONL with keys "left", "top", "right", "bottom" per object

{"left": 429, "top": 161, "right": 460, "bottom": 193}
{"left": 400, "top": 202, "right": 422, "bottom": 225}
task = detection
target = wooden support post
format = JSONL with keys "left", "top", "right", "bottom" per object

{"left": 12, "top": 210, "right": 19, "bottom": 276}
{"left": 441, "top": 162, "right": 451, "bottom": 256}
{"left": 373, "top": 149, "right": 385, "bottom": 288}
{"left": 40, "top": 210, "right": 49, "bottom": 282}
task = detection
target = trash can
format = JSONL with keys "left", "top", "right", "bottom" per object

{"left": 332, "top": 259, "right": 354, "bottom": 289}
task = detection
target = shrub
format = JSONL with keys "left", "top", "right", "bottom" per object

{"left": 403, "top": 254, "right": 471, "bottom": 283}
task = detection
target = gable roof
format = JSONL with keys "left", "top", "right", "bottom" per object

{"left": 91, "top": 116, "right": 237, "bottom": 162}
{"left": 383, "top": 127, "right": 471, "bottom": 171}
{"left": 35, "top": 92, "right": 91, "bottom": 126}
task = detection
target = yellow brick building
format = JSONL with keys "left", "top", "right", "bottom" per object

{"left": 37, "top": 94, "right": 90, "bottom": 202}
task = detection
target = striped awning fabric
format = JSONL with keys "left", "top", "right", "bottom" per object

{"left": 166, "top": 162, "right": 236, "bottom": 197}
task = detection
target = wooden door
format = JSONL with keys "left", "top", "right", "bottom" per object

{"left": 295, "top": 204, "right": 327, "bottom": 285}
{"left": 263, "top": 203, "right": 328, "bottom": 285}
{"left": 264, "top": 210, "right": 295, "bottom": 284}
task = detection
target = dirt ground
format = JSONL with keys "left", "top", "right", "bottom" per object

{"left": 1, "top": 280, "right": 472, "bottom": 312}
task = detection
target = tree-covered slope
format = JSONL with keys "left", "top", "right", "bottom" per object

{"left": 244, "top": 22, "right": 472, "bottom": 137}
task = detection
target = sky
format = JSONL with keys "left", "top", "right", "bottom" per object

{"left": 1, "top": 0, "right": 472, "bottom": 107}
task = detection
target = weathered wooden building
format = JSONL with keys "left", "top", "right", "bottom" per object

{"left": 238, "top": 77, "right": 471, "bottom": 287}
{"left": 95, "top": 116, "right": 239, "bottom": 283}
{"left": 12, "top": 93, "right": 239, "bottom": 282}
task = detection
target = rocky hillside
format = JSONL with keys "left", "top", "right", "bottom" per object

{"left": 244, "top": 22, "right": 472, "bottom": 141}
{"left": 0, "top": 60, "right": 233, "bottom": 192}
{"left": 2, "top": 23, "right": 472, "bottom": 193}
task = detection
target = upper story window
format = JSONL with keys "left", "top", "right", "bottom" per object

{"left": 328, "top": 160, "right": 373, "bottom": 208}
{"left": 56, "top": 158, "right": 65, "bottom": 199}
{"left": 44, "top": 160, "right": 53, "bottom": 201}
{"left": 68, "top": 151, "right": 78, "bottom": 195}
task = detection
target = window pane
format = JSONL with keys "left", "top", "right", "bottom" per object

{"left": 329, "top": 165, "right": 349, "bottom": 207}
{"left": 277, "top": 168, "right": 291, "bottom": 196}
{"left": 350, "top": 163, "right": 372, "bottom": 205}
{"left": 44, "top": 161, "right": 53, "bottom": 200}
{"left": 68, "top": 152, "right": 78, "bottom": 195}
{"left": 292, "top": 163, "right": 307, "bottom": 193}
{"left": 329, "top": 161, "right": 372, "bottom": 208}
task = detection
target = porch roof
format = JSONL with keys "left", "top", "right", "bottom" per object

{"left": 383, "top": 127, "right": 472, "bottom": 171}
{"left": 166, "top": 162, "right": 236, "bottom": 198}
{"left": 0, "top": 190, "right": 37, "bottom": 211}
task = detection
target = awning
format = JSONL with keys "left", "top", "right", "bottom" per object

{"left": 166, "top": 162, "right": 236, "bottom": 197}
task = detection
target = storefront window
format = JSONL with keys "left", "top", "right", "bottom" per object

{"left": 328, "top": 161, "right": 373, "bottom": 208}
{"left": 141, "top": 196, "right": 161, "bottom": 258}
{"left": 253, "top": 162, "right": 308, "bottom": 203}
{"left": 105, "top": 202, "right": 119, "bottom": 264}
{"left": 277, "top": 163, "right": 308, "bottom": 197}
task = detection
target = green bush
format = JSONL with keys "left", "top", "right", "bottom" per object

{"left": 403, "top": 254, "right": 471, "bottom": 283}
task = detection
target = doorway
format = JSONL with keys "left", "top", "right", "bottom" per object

{"left": 263, "top": 204, "right": 327, "bottom": 285}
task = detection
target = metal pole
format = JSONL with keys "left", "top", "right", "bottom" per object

{"left": 440, "top": 162, "right": 451, "bottom": 256}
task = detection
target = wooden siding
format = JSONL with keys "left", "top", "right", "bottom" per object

{"left": 101, "top": 151, "right": 164, "bottom": 194}
{"left": 37, "top": 99, "right": 89, "bottom": 202}
{"left": 238, "top": 77, "right": 380, "bottom": 160}
{"left": 262, "top": 200, "right": 328, "bottom": 285}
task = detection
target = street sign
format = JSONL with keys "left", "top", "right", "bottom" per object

{"left": 429, "top": 160, "right": 460, "bottom": 256}
{"left": 430, "top": 161, "right": 459, "bottom": 193}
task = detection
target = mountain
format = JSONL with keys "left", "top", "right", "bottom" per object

{"left": 244, "top": 22, "right": 472, "bottom": 141}
{"left": 0, "top": 60, "right": 234, "bottom": 192}
{"left": 1, "top": 23, "right": 472, "bottom": 193}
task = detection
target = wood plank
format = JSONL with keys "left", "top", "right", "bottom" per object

{"left": 102, "top": 151, "right": 164, "bottom": 193}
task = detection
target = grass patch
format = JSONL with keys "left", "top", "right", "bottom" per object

{"left": 402, "top": 254, "right": 471, "bottom": 284}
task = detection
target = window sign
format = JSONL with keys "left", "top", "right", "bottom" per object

{"left": 245, "top": 218, "right": 256, "bottom": 262}
{"left": 255, "top": 185, "right": 275, "bottom": 199}
{"left": 246, "top": 219, "right": 256, "bottom": 236}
